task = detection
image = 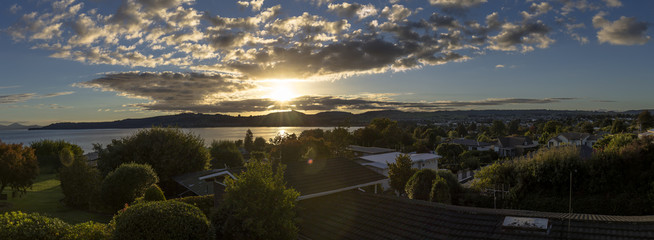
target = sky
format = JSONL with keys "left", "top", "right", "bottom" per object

{"left": 0, "top": 0, "right": 652, "bottom": 125}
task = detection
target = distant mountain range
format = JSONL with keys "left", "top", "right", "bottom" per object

{"left": 0, "top": 123, "right": 41, "bottom": 130}
{"left": 29, "top": 109, "right": 636, "bottom": 130}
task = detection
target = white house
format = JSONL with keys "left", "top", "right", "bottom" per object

{"left": 547, "top": 132, "right": 600, "bottom": 148}
{"left": 356, "top": 152, "right": 440, "bottom": 190}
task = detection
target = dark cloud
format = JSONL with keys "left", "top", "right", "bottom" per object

{"left": 429, "top": 0, "right": 487, "bottom": 9}
{"left": 76, "top": 72, "right": 256, "bottom": 109}
{"left": 593, "top": 12, "right": 650, "bottom": 45}
{"left": 0, "top": 91, "right": 74, "bottom": 104}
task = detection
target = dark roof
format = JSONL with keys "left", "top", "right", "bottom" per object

{"left": 451, "top": 138, "right": 493, "bottom": 147}
{"left": 174, "top": 158, "right": 387, "bottom": 198}
{"left": 298, "top": 191, "right": 654, "bottom": 240}
{"left": 347, "top": 145, "right": 395, "bottom": 155}
{"left": 559, "top": 132, "right": 590, "bottom": 141}
{"left": 497, "top": 136, "right": 536, "bottom": 148}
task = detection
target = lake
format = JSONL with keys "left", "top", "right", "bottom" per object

{"left": 0, "top": 126, "right": 359, "bottom": 153}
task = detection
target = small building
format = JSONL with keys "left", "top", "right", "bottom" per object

{"left": 347, "top": 145, "right": 395, "bottom": 157}
{"left": 356, "top": 152, "right": 440, "bottom": 177}
{"left": 547, "top": 132, "right": 600, "bottom": 148}
{"left": 449, "top": 138, "right": 494, "bottom": 151}
{"left": 174, "top": 157, "right": 388, "bottom": 206}
{"left": 495, "top": 136, "right": 539, "bottom": 158}
{"left": 639, "top": 129, "right": 654, "bottom": 139}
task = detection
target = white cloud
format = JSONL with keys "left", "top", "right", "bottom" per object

{"left": 495, "top": 64, "right": 504, "bottom": 68}
{"left": 429, "top": 0, "right": 487, "bottom": 8}
{"left": 593, "top": 12, "right": 650, "bottom": 45}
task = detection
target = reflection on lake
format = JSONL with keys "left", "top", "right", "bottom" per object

{"left": 0, "top": 126, "right": 360, "bottom": 153}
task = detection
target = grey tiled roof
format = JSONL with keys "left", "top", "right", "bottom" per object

{"left": 298, "top": 191, "right": 654, "bottom": 240}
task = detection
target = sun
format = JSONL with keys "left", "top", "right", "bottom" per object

{"left": 266, "top": 82, "right": 296, "bottom": 102}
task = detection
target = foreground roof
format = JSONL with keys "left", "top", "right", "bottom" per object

{"left": 348, "top": 145, "right": 395, "bottom": 155}
{"left": 298, "top": 191, "right": 654, "bottom": 240}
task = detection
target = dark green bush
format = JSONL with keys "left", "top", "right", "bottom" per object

{"left": 30, "top": 139, "right": 83, "bottom": 172}
{"left": 0, "top": 211, "right": 71, "bottom": 240}
{"left": 68, "top": 221, "right": 111, "bottom": 240}
{"left": 101, "top": 163, "right": 159, "bottom": 211}
{"left": 172, "top": 194, "right": 214, "bottom": 217}
{"left": 405, "top": 169, "right": 437, "bottom": 201}
{"left": 210, "top": 140, "right": 244, "bottom": 169}
{"left": 60, "top": 156, "right": 101, "bottom": 208}
{"left": 429, "top": 176, "right": 451, "bottom": 204}
{"left": 143, "top": 184, "right": 166, "bottom": 202}
{"left": 110, "top": 201, "right": 211, "bottom": 240}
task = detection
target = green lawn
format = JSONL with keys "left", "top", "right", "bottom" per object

{"left": 1, "top": 173, "right": 112, "bottom": 224}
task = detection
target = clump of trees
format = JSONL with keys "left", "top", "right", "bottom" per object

{"left": 472, "top": 135, "right": 654, "bottom": 215}
{"left": 95, "top": 127, "right": 210, "bottom": 195}
{"left": 0, "top": 142, "right": 39, "bottom": 197}
{"left": 0, "top": 211, "right": 110, "bottom": 240}
{"left": 209, "top": 140, "right": 244, "bottom": 169}
{"left": 59, "top": 153, "right": 101, "bottom": 208}
{"left": 387, "top": 154, "right": 416, "bottom": 196}
{"left": 30, "top": 139, "right": 83, "bottom": 173}
{"left": 404, "top": 169, "right": 461, "bottom": 204}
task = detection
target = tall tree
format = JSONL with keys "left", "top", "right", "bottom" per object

{"left": 436, "top": 143, "right": 465, "bottom": 170}
{"left": 30, "top": 140, "right": 83, "bottom": 172}
{"left": 387, "top": 154, "right": 416, "bottom": 196}
{"left": 210, "top": 140, "right": 244, "bottom": 169}
{"left": 213, "top": 160, "right": 299, "bottom": 240}
{"left": 490, "top": 120, "right": 507, "bottom": 137}
{"left": 244, "top": 129, "right": 254, "bottom": 152}
{"left": 0, "top": 142, "right": 39, "bottom": 197}
{"left": 638, "top": 110, "right": 653, "bottom": 131}
{"left": 611, "top": 119, "right": 627, "bottom": 134}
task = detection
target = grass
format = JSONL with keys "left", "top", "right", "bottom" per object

{"left": 0, "top": 172, "right": 112, "bottom": 224}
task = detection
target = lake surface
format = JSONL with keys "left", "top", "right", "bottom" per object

{"left": 0, "top": 127, "right": 358, "bottom": 153}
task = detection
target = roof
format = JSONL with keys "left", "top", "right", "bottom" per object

{"left": 450, "top": 138, "right": 492, "bottom": 147}
{"left": 497, "top": 136, "right": 537, "bottom": 149}
{"left": 298, "top": 191, "right": 654, "bottom": 240}
{"left": 347, "top": 145, "right": 395, "bottom": 155}
{"left": 174, "top": 158, "right": 387, "bottom": 199}
{"left": 358, "top": 152, "right": 441, "bottom": 169}
{"left": 558, "top": 132, "right": 590, "bottom": 141}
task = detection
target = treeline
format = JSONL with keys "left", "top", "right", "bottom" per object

{"left": 472, "top": 134, "right": 654, "bottom": 215}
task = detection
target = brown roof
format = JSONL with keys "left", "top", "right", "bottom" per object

{"left": 298, "top": 191, "right": 654, "bottom": 240}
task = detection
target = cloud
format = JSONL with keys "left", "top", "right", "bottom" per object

{"left": 428, "top": 0, "right": 487, "bottom": 8}
{"left": 488, "top": 21, "right": 554, "bottom": 52}
{"left": 593, "top": 12, "right": 650, "bottom": 45}
{"left": 603, "top": 0, "right": 622, "bottom": 7}
{"left": 0, "top": 91, "right": 73, "bottom": 104}
{"left": 10, "top": 4, "right": 22, "bottom": 14}
{"left": 327, "top": 2, "right": 377, "bottom": 19}
{"left": 76, "top": 71, "right": 257, "bottom": 112}
{"left": 495, "top": 64, "right": 504, "bottom": 68}
{"left": 238, "top": 0, "right": 265, "bottom": 11}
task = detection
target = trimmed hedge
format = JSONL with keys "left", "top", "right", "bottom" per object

{"left": 110, "top": 201, "right": 211, "bottom": 240}
{"left": 0, "top": 211, "right": 71, "bottom": 240}
{"left": 171, "top": 194, "right": 214, "bottom": 216}
{"left": 429, "top": 176, "right": 451, "bottom": 204}
{"left": 68, "top": 221, "right": 111, "bottom": 240}
{"left": 143, "top": 185, "right": 166, "bottom": 202}
{"left": 101, "top": 163, "right": 159, "bottom": 211}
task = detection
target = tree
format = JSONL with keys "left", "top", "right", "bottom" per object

{"left": 100, "top": 163, "right": 159, "bottom": 211}
{"left": 429, "top": 176, "right": 451, "bottom": 204}
{"left": 213, "top": 160, "right": 299, "bottom": 240}
{"left": 111, "top": 201, "right": 211, "bottom": 240}
{"left": 210, "top": 140, "right": 244, "bottom": 169}
{"left": 95, "top": 127, "right": 210, "bottom": 194}
{"left": 387, "top": 154, "right": 416, "bottom": 196}
{"left": 507, "top": 119, "right": 520, "bottom": 135}
{"left": 490, "top": 120, "right": 507, "bottom": 137}
{"left": 30, "top": 140, "right": 82, "bottom": 172}
{"left": 325, "top": 126, "right": 353, "bottom": 157}
{"left": 638, "top": 110, "right": 653, "bottom": 131}
{"left": 405, "top": 169, "right": 437, "bottom": 201}
{"left": 59, "top": 155, "right": 101, "bottom": 208}
{"left": 436, "top": 143, "right": 465, "bottom": 170}
{"left": 611, "top": 119, "right": 627, "bottom": 134}
{"left": 253, "top": 137, "right": 267, "bottom": 151}
{"left": 0, "top": 142, "right": 39, "bottom": 197}
{"left": 244, "top": 129, "right": 254, "bottom": 152}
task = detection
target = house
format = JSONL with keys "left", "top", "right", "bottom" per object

{"left": 348, "top": 145, "right": 395, "bottom": 157}
{"left": 173, "top": 157, "right": 388, "bottom": 206}
{"left": 547, "top": 132, "right": 600, "bottom": 148}
{"left": 494, "top": 136, "right": 539, "bottom": 158}
{"left": 449, "top": 138, "right": 494, "bottom": 151}
{"left": 639, "top": 129, "right": 654, "bottom": 139}
{"left": 355, "top": 152, "right": 440, "bottom": 189}
{"left": 298, "top": 190, "right": 654, "bottom": 240}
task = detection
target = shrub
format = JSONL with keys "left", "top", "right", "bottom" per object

{"left": 68, "top": 221, "right": 111, "bottom": 240}
{"left": 0, "top": 211, "right": 71, "bottom": 240}
{"left": 0, "top": 142, "right": 39, "bottom": 197}
{"left": 429, "top": 176, "right": 451, "bottom": 204}
{"left": 172, "top": 195, "right": 214, "bottom": 217}
{"left": 60, "top": 156, "right": 101, "bottom": 208}
{"left": 405, "top": 169, "right": 437, "bottom": 201}
{"left": 101, "top": 163, "right": 159, "bottom": 211}
{"left": 110, "top": 201, "right": 211, "bottom": 240}
{"left": 143, "top": 185, "right": 166, "bottom": 202}
{"left": 95, "top": 127, "right": 210, "bottom": 194}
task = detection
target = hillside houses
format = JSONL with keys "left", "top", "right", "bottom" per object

{"left": 494, "top": 136, "right": 539, "bottom": 158}
{"left": 547, "top": 132, "right": 600, "bottom": 148}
